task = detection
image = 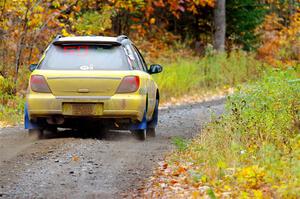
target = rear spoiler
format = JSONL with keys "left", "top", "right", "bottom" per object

{"left": 52, "top": 36, "right": 122, "bottom": 46}
{"left": 53, "top": 41, "right": 122, "bottom": 46}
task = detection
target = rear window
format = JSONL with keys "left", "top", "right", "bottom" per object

{"left": 38, "top": 44, "right": 129, "bottom": 70}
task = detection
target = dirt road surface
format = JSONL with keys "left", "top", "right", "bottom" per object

{"left": 0, "top": 99, "right": 225, "bottom": 199}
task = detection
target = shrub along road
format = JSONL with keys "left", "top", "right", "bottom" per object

{"left": 0, "top": 99, "right": 224, "bottom": 198}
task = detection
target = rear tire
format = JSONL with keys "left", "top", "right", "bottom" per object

{"left": 147, "top": 128, "right": 156, "bottom": 137}
{"left": 28, "top": 129, "right": 44, "bottom": 139}
{"left": 132, "top": 129, "right": 146, "bottom": 141}
{"left": 146, "top": 98, "right": 158, "bottom": 138}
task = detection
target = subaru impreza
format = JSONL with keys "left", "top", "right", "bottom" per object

{"left": 24, "top": 35, "right": 162, "bottom": 140}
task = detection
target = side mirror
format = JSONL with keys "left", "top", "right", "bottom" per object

{"left": 29, "top": 64, "right": 38, "bottom": 72}
{"left": 148, "top": 64, "right": 163, "bottom": 74}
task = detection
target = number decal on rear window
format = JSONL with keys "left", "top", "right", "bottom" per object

{"left": 63, "top": 46, "right": 88, "bottom": 56}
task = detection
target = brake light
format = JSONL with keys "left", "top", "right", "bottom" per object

{"left": 30, "top": 75, "right": 52, "bottom": 93}
{"left": 116, "top": 76, "right": 140, "bottom": 93}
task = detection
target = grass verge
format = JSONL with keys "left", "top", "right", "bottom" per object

{"left": 0, "top": 94, "right": 25, "bottom": 126}
{"left": 0, "top": 77, "right": 25, "bottom": 126}
{"left": 154, "top": 51, "right": 264, "bottom": 103}
{"left": 144, "top": 69, "right": 300, "bottom": 198}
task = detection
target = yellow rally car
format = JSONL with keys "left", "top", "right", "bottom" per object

{"left": 24, "top": 35, "right": 162, "bottom": 140}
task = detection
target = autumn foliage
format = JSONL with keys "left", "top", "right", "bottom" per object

{"left": 0, "top": 0, "right": 215, "bottom": 85}
{"left": 258, "top": 10, "right": 300, "bottom": 67}
{"left": 1, "top": 0, "right": 299, "bottom": 89}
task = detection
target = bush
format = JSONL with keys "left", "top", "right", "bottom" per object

{"left": 227, "top": 69, "right": 299, "bottom": 149}
{"left": 197, "top": 70, "right": 300, "bottom": 197}
{"left": 197, "top": 69, "right": 300, "bottom": 197}
{"left": 0, "top": 76, "right": 15, "bottom": 95}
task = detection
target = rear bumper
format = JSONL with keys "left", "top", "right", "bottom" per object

{"left": 27, "top": 93, "right": 146, "bottom": 122}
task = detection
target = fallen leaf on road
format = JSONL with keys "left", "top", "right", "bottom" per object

{"left": 72, "top": 155, "right": 79, "bottom": 161}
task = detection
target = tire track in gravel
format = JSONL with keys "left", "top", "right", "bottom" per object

{"left": 0, "top": 98, "right": 225, "bottom": 199}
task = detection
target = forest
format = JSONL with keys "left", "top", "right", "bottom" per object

{"left": 0, "top": 0, "right": 299, "bottom": 85}
{"left": 0, "top": 0, "right": 299, "bottom": 198}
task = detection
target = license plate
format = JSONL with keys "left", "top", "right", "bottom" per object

{"left": 62, "top": 103, "right": 103, "bottom": 116}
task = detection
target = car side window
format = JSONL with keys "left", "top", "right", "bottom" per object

{"left": 124, "top": 44, "right": 140, "bottom": 70}
{"left": 131, "top": 48, "right": 144, "bottom": 71}
{"left": 132, "top": 45, "right": 148, "bottom": 72}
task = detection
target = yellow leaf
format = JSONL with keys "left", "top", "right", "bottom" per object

{"left": 150, "top": 18, "right": 156, "bottom": 24}
{"left": 62, "top": 28, "right": 70, "bottom": 36}
{"left": 253, "top": 190, "right": 263, "bottom": 199}
{"left": 192, "top": 191, "right": 200, "bottom": 199}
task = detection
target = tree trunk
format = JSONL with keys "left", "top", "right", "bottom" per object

{"left": 213, "top": 0, "right": 226, "bottom": 52}
{"left": 14, "top": 0, "right": 30, "bottom": 85}
{"left": 0, "top": 0, "right": 7, "bottom": 77}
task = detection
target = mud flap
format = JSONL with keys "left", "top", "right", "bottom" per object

{"left": 129, "top": 111, "right": 147, "bottom": 130}
{"left": 24, "top": 102, "right": 39, "bottom": 130}
{"left": 147, "top": 100, "right": 158, "bottom": 128}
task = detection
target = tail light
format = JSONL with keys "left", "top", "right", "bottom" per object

{"left": 30, "top": 75, "right": 52, "bottom": 93}
{"left": 116, "top": 76, "right": 140, "bottom": 93}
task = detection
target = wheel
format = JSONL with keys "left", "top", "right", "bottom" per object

{"left": 132, "top": 129, "right": 146, "bottom": 141}
{"left": 147, "top": 127, "right": 156, "bottom": 137}
{"left": 28, "top": 129, "right": 44, "bottom": 139}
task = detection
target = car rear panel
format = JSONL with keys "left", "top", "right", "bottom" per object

{"left": 27, "top": 70, "right": 149, "bottom": 122}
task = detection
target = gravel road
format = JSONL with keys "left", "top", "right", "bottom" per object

{"left": 0, "top": 99, "right": 225, "bottom": 199}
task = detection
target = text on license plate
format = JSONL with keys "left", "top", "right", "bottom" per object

{"left": 62, "top": 103, "right": 103, "bottom": 116}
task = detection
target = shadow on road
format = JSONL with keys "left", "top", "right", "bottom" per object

{"left": 41, "top": 128, "right": 137, "bottom": 141}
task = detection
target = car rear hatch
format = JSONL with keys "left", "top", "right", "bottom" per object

{"left": 43, "top": 71, "right": 125, "bottom": 97}
{"left": 36, "top": 38, "right": 131, "bottom": 97}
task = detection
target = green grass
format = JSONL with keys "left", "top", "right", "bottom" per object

{"left": 0, "top": 77, "right": 25, "bottom": 125}
{"left": 162, "top": 69, "right": 300, "bottom": 198}
{"left": 171, "top": 136, "right": 190, "bottom": 152}
{"left": 0, "top": 94, "right": 25, "bottom": 125}
{"left": 153, "top": 51, "right": 264, "bottom": 102}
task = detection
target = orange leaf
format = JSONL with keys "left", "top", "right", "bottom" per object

{"left": 170, "top": 179, "right": 178, "bottom": 184}
{"left": 177, "top": 166, "right": 187, "bottom": 173}
{"left": 72, "top": 155, "right": 79, "bottom": 161}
